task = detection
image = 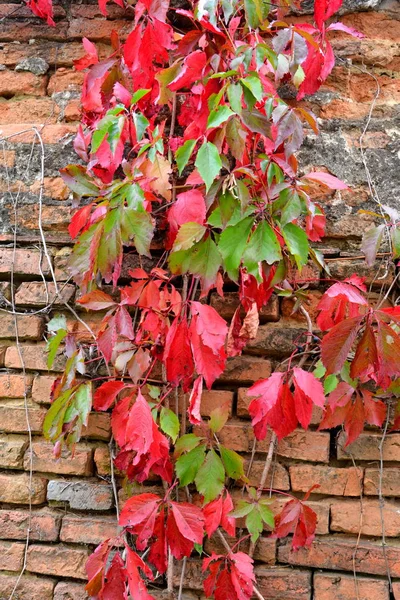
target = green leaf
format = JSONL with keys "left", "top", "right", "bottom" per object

{"left": 121, "top": 207, "right": 154, "bottom": 257}
{"left": 173, "top": 222, "right": 206, "bottom": 252}
{"left": 175, "top": 139, "right": 197, "bottom": 175}
{"left": 207, "top": 105, "right": 234, "bottom": 129}
{"left": 169, "top": 236, "right": 222, "bottom": 292}
{"left": 241, "top": 109, "right": 271, "bottom": 136}
{"left": 282, "top": 223, "right": 309, "bottom": 270}
{"left": 131, "top": 88, "right": 151, "bottom": 104}
{"left": 230, "top": 500, "right": 253, "bottom": 518}
{"left": 246, "top": 506, "right": 263, "bottom": 543}
{"left": 242, "top": 221, "right": 282, "bottom": 279}
{"left": 227, "top": 83, "right": 243, "bottom": 114}
{"left": 160, "top": 407, "right": 180, "bottom": 442}
{"left": 44, "top": 382, "right": 92, "bottom": 448}
{"left": 47, "top": 314, "right": 67, "bottom": 333}
{"left": 241, "top": 74, "right": 263, "bottom": 102}
{"left": 280, "top": 191, "right": 303, "bottom": 227}
{"left": 219, "top": 445, "right": 244, "bottom": 480}
{"left": 258, "top": 503, "right": 275, "bottom": 528}
{"left": 244, "top": 0, "right": 268, "bottom": 28}
{"left": 132, "top": 112, "right": 150, "bottom": 141}
{"left": 391, "top": 227, "right": 400, "bottom": 259}
{"left": 324, "top": 374, "right": 338, "bottom": 394}
{"left": 195, "top": 449, "right": 225, "bottom": 503}
{"left": 195, "top": 142, "right": 222, "bottom": 192}
{"left": 155, "top": 62, "right": 181, "bottom": 104}
{"left": 218, "top": 216, "right": 253, "bottom": 280}
{"left": 313, "top": 360, "right": 326, "bottom": 379}
{"left": 194, "top": 542, "right": 203, "bottom": 556}
{"left": 92, "top": 106, "right": 125, "bottom": 155}
{"left": 209, "top": 404, "right": 230, "bottom": 433}
{"left": 47, "top": 329, "right": 67, "bottom": 369}
{"left": 174, "top": 433, "right": 203, "bottom": 457}
{"left": 176, "top": 444, "right": 207, "bottom": 486}
{"left": 43, "top": 388, "right": 72, "bottom": 442}
{"left": 60, "top": 165, "right": 100, "bottom": 198}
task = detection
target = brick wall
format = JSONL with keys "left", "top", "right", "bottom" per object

{"left": 0, "top": 0, "right": 399, "bottom": 599}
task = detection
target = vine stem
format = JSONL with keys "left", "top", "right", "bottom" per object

{"left": 378, "top": 403, "right": 393, "bottom": 592}
{"left": 248, "top": 305, "right": 314, "bottom": 558}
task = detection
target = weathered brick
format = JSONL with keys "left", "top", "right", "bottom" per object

{"left": 364, "top": 468, "right": 400, "bottom": 496}
{"left": 0, "top": 312, "right": 44, "bottom": 340}
{"left": 53, "top": 581, "right": 88, "bottom": 600}
{"left": 216, "top": 420, "right": 330, "bottom": 462}
{"left": 0, "top": 508, "right": 60, "bottom": 541}
{"left": 15, "top": 282, "right": 74, "bottom": 309}
{"left": 0, "top": 434, "right": 28, "bottom": 469}
{"left": 278, "top": 536, "right": 400, "bottom": 577}
{"left": 0, "top": 373, "right": 33, "bottom": 398}
{"left": 5, "top": 344, "right": 65, "bottom": 372}
{"left": 0, "top": 472, "right": 47, "bottom": 504}
{"left": 0, "top": 124, "right": 77, "bottom": 144}
{"left": 244, "top": 460, "right": 290, "bottom": 491}
{"left": 178, "top": 389, "right": 233, "bottom": 418}
{"left": 12, "top": 203, "right": 71, "bottom": 233}
{"left": 0, "top": 248, "right": 52, "bottom": 277}
{"left": 281, "top": 291, "right": 322, "bottom": 324}
{"left": 26, "top": 544, "right": 90, "bottom": 579}
{"left": 83, "top": 412, "right": 111, "bottom": 441}
{"left": 0, "top": 404, "right": 47, "bottom": 434}
{"left": 31, "top": 375, "right": 56, "bottom": 404}
{"left": 0, "top": 41, "right": 112, "bottom": 68}
{"left": 290, "top": 465, "right": 362, "bottom": 496}
{"left": 327, "top": 259, "right": 394, "bottom": 287}
{"left": 255, "top": 567, "right": 312, "bottom": 599}
{"left": 48, "top": 69, "right": 85, "bottom": 95}
{"left": 0, "top": 21, "right": 69, "bottom": 43}
{"left": 67, "top": 18, "right": 133, "bottom": 41}
{"left": 337, "top": 432, "right": 400, "bottom": 462}
{"left": 65, "top": 98, "right": 82, "bottom": 122}
{"left": 0, "top": 97, "right": 59, "bottom": 124}
{"left": 94, "top": 445, "right": 111, "bottom": 476}
{"left": 0, "top": 573, "right": 55, "bottom": 600}
{"left": 218, "top": 356, "right": 272, "bottom": 384}
{"left": 313, "top": 572, "right": 389, "bottom": 600}
{"left": 246, "top": 321, "right": 310, "bottom": 357}
{"left": 0, "top": 70, "right": 46, "bottom": 96}
{"left": 0, "top": 540, "right": 25, "bottom": 571}
{"left": 210, "top": 292, "right": 279, "bottom": 322}
{"left": 26, "top": 440, "right": 93, "bottom": 476}
{"left": 47, "top": 479, "right": 113, "bottom": 511}
{"left": 30, "top": 177, "right": 70, "bottom": 200}
{"left": 61, "top": 515, "right": 119, "bottom": 545}
{"left": 330, "top": 498, "right": 400, "bottom": 537}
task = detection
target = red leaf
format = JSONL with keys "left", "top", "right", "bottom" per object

{"left": 203, "top": 492, "right": 235, "bottom": 538}
{"left": 272, "top": 496, "right": 318, "bottom": 550}
{"left": 26, "top": 0, "right": 55, "bottom": 25}
{"left": 344, "top": 393, "right": 365, "bottom": 446}
{"left": 203, "top": 552, "right": 255, "bottom": 600}
{"left": 78, "top": 289, "right": 117, "bottom": 311}
{"left": 166, "top": 501, "right": 204, "bottom": 560}
{"left": 148, "top": 508, "right": 168, "bottom": 574}
{"left": 314, "top": 0, "right": 343, "bottom": 29}
{"left": 93, "top": 380, "right": 126, "bottom": 411}
{"left": 248, "top": 373, "right": 284, "bottom": 440}
{"left": 74, "top": 38, "right": 98, "bottom": 70}
{"left": 189, "top": 317, "right": 226, "bottom": 389}
{"left": 119, "top": 493, "right": 161, "bottom": 531}
{"left": 303, "top": 171, "right": 348, "bottom": 189}
{"left": 85, "top": 540, "right": 110, "bottom": 596}
{"left": 125, "top": 546, "right": 155, "bottom": 600}
{"left": 321, "top": 316, "right": 364, "bottom": 375}
{"left": 327, "top": 22, "right": 365, "bottom": 38}
{"left": 164, "top": 316, "right": 194, "bottom": 392}
{"left": 292, "top": 368, "right": 325, "bottom": 429}
{"left": 102, "top": 553, "right": 128, "bottom": 600}
{"left": 169, "top": 50, "right": 207, "bottom": 92}
{"left": 190, "top": 302, "right": 228, "bottom": 354}
{"left": 188, "top": 375, "right": 203, "bottom": 425}
{"left": 375, "top": 320, "right": 400, "bottom": 389}
{"left": 350, "top": 322, "right": 379, "bottom": 382}
{"left": 361, "top": 389, "right": 386, "bottom": 428}
{"left": 69, "top": 204, "right": 94, "bottom": 239}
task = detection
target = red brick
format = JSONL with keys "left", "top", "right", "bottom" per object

{"left": 66, "top": 313, "right": 105, "bottom": 342}
{"left": 83, "top": 412, "right": 111, "bottom": 441}
{"left": 210, "top": 292, "right": 279, "bottom": 322}
{"left": 12, "top": 203, "right": 71, "bottom": 233}
{"left": 26, "top": 544, "right": 90, "bottom": 579}
{"left": 5, "top": 344, "right": 65, "bottom": 372}
{"left": 69, "top": 4, "right": 133, "bottom": 19}
{"left": 0, "top": 123, "right": 77, "bottom": 144}
{"left": 0, "top": 247, "right": 52, "bottom": 276}
{"left": 65, "top": 98, "right": 82, "bottom": 122}
{"left": 15, "top": 282, "right": 75, "bottom": 307}
{"left": 48, "top": 69, "right": 84, "bottom": 95}
{"left": 393, "top": 581, "right": 400, "bottom": 600}
{"left": 290, "top": 465, "right": 362, "bottom": 496}
{"left": 0, "top": 149, "right": 15, "bottom": 167}
{"left": 0, "top": 373, "right": 33, "bottom": 398}
{"left": 278, "top": 536, "right": 400, "bottom": 577}
{"left": 0, "top": 21, "right": 69, "bottom": 43}
{"left": 246, "top": 321, "right": 311, "bottom": 357}
{"left": 255, "top": 567, "right": 311, "bottom": 599}
{"left": 0, "top": 540, "right": 25, "bottom": 571}
{"left": 67, "top": 18, "right": 133, "bottom": 42}
{"left": 94, "top": 445, "right": 111, "bottom": 476}
{"left": 0, "top": 472, "right": 47, "bottom": 504}
{"left": 0, "top": 508, "right": 60, "bottom": 541}
{"left": 0, "top": 41, "right": 112, "bottom": 68}
{"left": 364, "top": 468, "right": 400, "bottom": 496}
{"left": 313, "top": 572, "right": 389, "bottom": 600}
{"left": 0, "top": 97, "right": 59, "bottom": 124}
{"left": 244, "top": 460, "right": 290, "bottom": 491}
{"left": 26, "top": 439, "right": 93, "bottom": 476}
{"left": 218, "top": 356, "right": 272, "bottom": 384}
{"left": 330, "top": 498, "right": 400, "bottom": 537}
{"left": 0, "top": 312, "right": 44, "bottom": 340}
{"left": 178, "top": 389, "right": 233, "bottom": 418}
{"left": 0, "top": 573, "right": 55, "bottom": 600}
{"left": 54, "top": 581, "right": 88, "bottom": 600}
{"left": 339, "top": 12, "right": 400, "bottom": 42}
{"left": 0, "top": 70, "right": 47, "bottom": 96}
{"left": 31, "top": 375, "right": 56, "bottom": 404}
{"left": 337, "top": 432, "right": 400, "bottom": 462}
{"left": 60, "top": 515, "right": 119, "bottom": 545}
{"left": 30, "top": 177, "right": 70, "bottom": 201}
{"left": 216, "top": 420, "right": 330, "bottom": 462}
{"left": 0, "top": 434, "right": 28, "bottom": 469}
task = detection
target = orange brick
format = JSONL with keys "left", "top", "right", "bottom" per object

{"left": 0, "top": 508, "right": 60, "bottom": 541}
{"left": 0, "top": 247, "right": 52, "bottom": 276}
{"left": 364, "top": 468, "right": 400, "bottom": 496}
{"left": 26, "top": 544, "right": 90, "bottom": 579}
{"left": 281, "top": 291, "right": 322, "bottom": 325}
{"left": 290, "top": 465, "right": 362, "bottom": 496}
{"left": 0, "top": 472, "right": 47, "bottom": 504}
{"left": 13, "top": 203, "right": 71, "bottom": 233}
{"left": 0, "top": 41, "right": 112, "bottom": 68}
{"left": 0, "top": 97, "right": 59, "bottom": 124}
{"left": 64, "top": 98, "right": 82, "bottom": 122}
{"left": 94, "top": 445, "right": 111, "bottom": 476}
{"left": 338, "top": 432, "right": 400, "bottom": 462}
{"left": 5, "top": 344, "right": 65, "bottom": 372}
{"left": 0, "top": 404, "right": 47, "bottom": 434}
{"left": 244, "top": 460, "right": 290, "bottom": 491}
{"left": 54, "top": 581, "right": 88, "bottom": 600}
{"left": 0, "top": 313, "right": 44, "bottom": 340}
{"left": 0, "top": 434, "right": 27, "bottom": 469}
{"left": 30, "top": 177, "right": 70, "bottom": 200}
{"left": 0, "top": 149, "right": 15, "bottom": 167}
{"left": 15, "top": 281, "right": 75, "bottom": 307}
{"left": 216, "top": 420, "right": 330, "bottom": 463}
{"left": 0, "top": 70, "right": 46, "bottom": 96}
{"left": 0, "top": 123, "right": 77, "bottom": 144}
{"left": 278, "top": 535, "right": 400, "bottom": 577}
{"left": 313, "top": 572, "right": 389, "bottom": 600}
{"left": 0, "top": 540, "right": 25, "bottom": 571}
{"left": 26, "top": 439, "right": 93, "bottom": 476}
{"left": 0, "top": 373, "right": 33, "bottom": 398}
{"left": 60, "top": 515, "right": 119, "bottom": 545}
{"left": 330, "top": 499, "right": 400, "bottom": 537}
{"left": 0, "top": 573, "right": 55, "bottom": 600}
{"left": 209, "top": 292, "right": 279, "bottom": 322}
{"left": 218, "top": 355, "right": 272, "bottom": 384}
{"left": 31, "top": 375, "right": 56, "bottom": 404}
{"left": 67, "top": 18, "right": 132, "bottom": 41}
{"left": 178, "top": 389, "right": 233, "bottom": 418}
{"left": 82, "top": 412, "right": 111, "bottom": 441}
{"left": 255, "top": 566, "right": 311, "bottom": 600}
{"left": 0, "top": 21, "right": 68, "bottom": 43}
{"left": 47, "top": 69, "right": 84, "bottom": 95}
{"left": 246, "top": 321, "right": 311, "bottom": 357}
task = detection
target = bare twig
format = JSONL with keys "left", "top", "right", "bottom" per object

{"left": 378, "top": 404, "right": 393, "bottom": 592}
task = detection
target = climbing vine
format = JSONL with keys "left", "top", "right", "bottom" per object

{"left": 26, "top": 0, "right": 400, "bottom": 597}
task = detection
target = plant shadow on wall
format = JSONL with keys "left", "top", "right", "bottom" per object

{"left": 18, "top": 0, "right": 400, "bottom": 597}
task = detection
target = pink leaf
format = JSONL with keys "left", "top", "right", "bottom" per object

{"left": 303, "top": 171, "right": 348, "bottom": 189}
{"left": 188, "top": 375, "right": 203, "bottom": 425}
